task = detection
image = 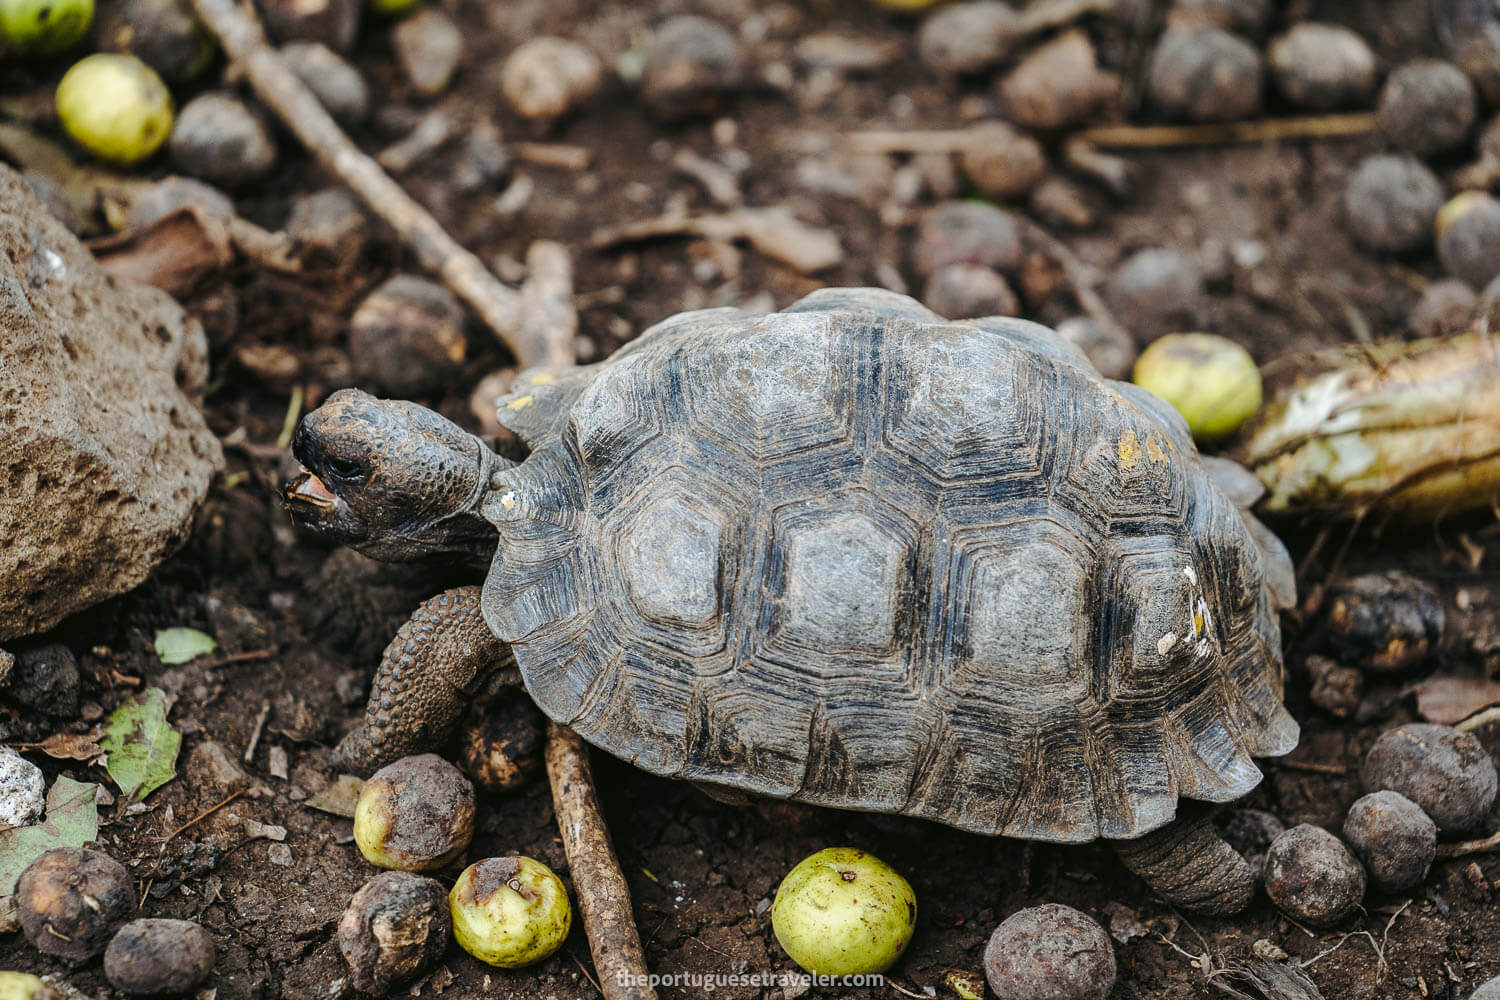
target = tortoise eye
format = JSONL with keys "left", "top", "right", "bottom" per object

{"left": 326, "top": 456, "right": 365, "bottom": 483}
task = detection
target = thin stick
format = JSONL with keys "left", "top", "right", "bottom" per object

{"left": 243, "top": 700, "right": 271, "bottom": 765}
{"left": 1437, "top": 829, "right": 1500, "bottom": 859}
{"left": 845, "top": 113, "right": 1379, "bottom": 155}
{"left": 545, "top": 723, "right": 657, "bottom": 1000}
{"left": 1277, "top": 758, "right": 1348, "bottom": 775}
{"left": 163, "top": 789, "right": 244, "bottom": 842}
{"left": 187, "top": 0, "right": 571, "bottom": 370}
{"left": 1457, "top": 705, "right": 1500, "bottom": 733}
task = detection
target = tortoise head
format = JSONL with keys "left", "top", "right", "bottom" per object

{"left": 284, "top": 389, "right": 498, "bottom": 563}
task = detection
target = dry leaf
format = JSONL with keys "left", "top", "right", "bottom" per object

{"left": 1416, "top": 675, "right": 1500, "bottom": 725}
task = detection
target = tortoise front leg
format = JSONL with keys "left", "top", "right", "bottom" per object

{"left": 1113, "top": 806, "right": 1255, "bottom": 916}
{"left": 330, "top": 585, "right": 509, "bottom": 775}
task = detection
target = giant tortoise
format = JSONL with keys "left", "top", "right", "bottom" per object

{"left": 285, "top": 287, "right": 1299, "bottom": 915}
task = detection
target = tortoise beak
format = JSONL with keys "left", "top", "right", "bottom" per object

{"left": 284, "top": 471, "right": 338, "bottom": 512}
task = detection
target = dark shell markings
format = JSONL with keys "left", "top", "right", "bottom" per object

{"left": 481, "top": 289, "right": 1298, "bottom": 845}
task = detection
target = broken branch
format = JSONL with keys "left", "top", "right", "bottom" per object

{"left": 545, "top": 723, "right": 657, "bottom": 1000}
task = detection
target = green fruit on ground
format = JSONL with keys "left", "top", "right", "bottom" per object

{"left": 450, "top": 856, "right": 572, "bottom": 968}
{"left": 368, "top": 0, "right": 418, "bottom": 17}
{"left": 55, "top": 54, "right": 173, "bottom": 166}
{"left": 771, "top": 848, "right": 916, "bottom": 976}
{"left": 1133, "top": 332, "right": 1263, "bottom": 441}
{"left": 352, "top": 753, "right": 475, "bottom": 872}
{"left": 0, "top": 0, "right": 92, "bottom": 55}
{"left": 0, "top": 971, "right": 62, "bottom": 1000}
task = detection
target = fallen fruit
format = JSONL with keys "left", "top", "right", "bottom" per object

{"left": 771, "top": 847, "right": 916, "bottom": 976}
{"left": 104, "top": 918, "right": 215, "bottom": 996}
{"left": 983, "top": 903, "right": 1115, "bottom": 1000}
{"left": 1343, "top": 790, "right": 1437, "bottom": 892}
{"left": 1361, "top": 723, "right": 1498, "bottom": 833}
{"left": 450, "top": 856, "right": 571, "bottom": 968}
{"left": 17, "top": 847, "right": 133, "bottom": 962}
{"left": 338, "top": 871, "right": 450, "bottom": 994}
{"left": 55, "top": 54, "right": 174, "bottom": 167}
{"left": 1264, "top": 824, "right": 1367, "bottom": 927}
{"left": 353, "top": 753, "right": 475, "bottom": 871}
{"left": 1133, "top": 332, "right": 1262, "bottom": 441}
{"left": 0, "top": 972, "right": 62, "bottom": 1000}
{"left": 0, "top": 0, "right": 91, "bottom": 55}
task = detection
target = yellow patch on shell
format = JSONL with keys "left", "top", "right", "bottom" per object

{"left": 505, "top": 395, "right": 534, "bottom": 410}
{"left": 1117, "top": 429, "right": 1142, "bottom": 468}
{"left": 528, "top": 373, "right": 557, "bottom": 385}
{"left": 500, "top": 491, "right": 518, "bottom": 512}
{"left": 1145, "top": 434, "right": 1169, "bottom": 464}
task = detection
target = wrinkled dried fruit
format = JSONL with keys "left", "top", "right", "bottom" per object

{"left": 1267, "top": 23, "right": 1376, "bottom": 111}
{"left": 17, "top": 848, "right": 133, "bottom": 962}
{"left": 459, "top": 698, "right": 545, "bottom": 796}
{"left": 1056, "top": 317, "right": 1136, "bottom": 382}
{"left": 353, "top": 753, "right": 475, "bottom": 871}
{"left": 1107, "top": 248, "right": 1203, "bottom": 337}
{"left": 923, "top": 264, "right": 1019, "bottom": 321}
{"left": 1148, "top": 27, "right": 1262, "bottom": 123}
{"left": 1343, "top": 791, "right": 1437, "bottom": 892}
{"left": 348, "top": 274, "right": 468, "bottom": 397}
{"left": 1133, "top": 332, "right": 1261, "bottom": 441}
{"left": 338, "top": 871, "right": 450, "bottom": 995}
{"left": 1327, "top": 571, "right": 1443, "bottom": 672}
{"left": 983, "top": 903, "right": 1115, "bottom": 1000}
{"left": 96, "top": 0, "right": 212, "bottom": 82}
{"left": 640, "top": 15, "right": 743, "bottom": 122}
{"left": 169, "top": 92, "right": 277, "bottom": 189}
{"left": 916, "top": 1, "right": 1020, "bottom": 76}
{"left": 502, "top": 37, "right": 603, "bottom": 126}
{"left": 1344, "top": 154, "right": 1444, "bottom": 255}
{"left": 450, "top": 856, "right": 571, "bottom": 968}
{"left": 1378, "top": 60, "right": 1476, "bottom": 158}
{"left": 996, "top": 30, "right": 1119, "bottom": 131}
{"left": 913, "top": 201, "right": 1023, "bottom": 278}
{"left": 772, "top": 848, "right": 916, "bottom": 976}
{"left": 104, "top": 918, "right": 215, "bottom": 996}
{"left": 1361, "top": 723, "right": 1498, "bottom": 833}
{"left": 1264, "top": 825, "right": 1367, "bottom": 927}
{"left": 1304, "top": 654, "right": 1363, "bottom": 719}
{"left": 55, "top": 54, "right": 174, "bottom": 167}
{"left": 1437, "top": 191, "right": 1500, "bottom": 290}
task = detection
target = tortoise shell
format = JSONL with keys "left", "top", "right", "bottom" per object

{"left": 482, "top": 288, "right": 1298, "bottom": 843}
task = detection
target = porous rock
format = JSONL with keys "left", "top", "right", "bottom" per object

{"left": 0, "top": 165, "right": 221, "bottom": 642}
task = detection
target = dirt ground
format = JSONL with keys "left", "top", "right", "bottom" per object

{"left": 4, "top": 0, "right": 1500, "bottom": 997}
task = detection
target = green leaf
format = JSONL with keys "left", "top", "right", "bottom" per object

{"left": 0, "top": 776, "right": 99, "bottom": 894}
{"left": 154, "top": 626, "right": 217, "bottom": 664}
{"left": 101, "top": 688, "right": 181, "bottom": 800}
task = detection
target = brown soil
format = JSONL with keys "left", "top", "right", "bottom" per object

{"left": 5, "top": 0, "right": 1500, "bottom": 998}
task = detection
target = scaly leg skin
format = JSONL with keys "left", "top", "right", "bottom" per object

{"left": 1113, "top": 806, "right": 1256, "bottom": 916}
{"left": 329, "top": 585, "right": 509, "bottom": 775}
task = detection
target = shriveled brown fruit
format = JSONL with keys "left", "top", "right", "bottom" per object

{"left": 996, "top": 30, "right": 1119, "bottom": 131}
{"left": 1105, "top": 248, "right": 1202, "bottom": 338}
{"left": 1378, "top": 60, "right": 1476, "bottom": 158}
{"left": 916, "top": 1, "right": 1021, "bottom": 76}
{"left": 1147, "top": 27, "right": 1262, "bottom": 122}
{"left": 1437, "top": 192, "right": 1500, "bottom": 290}
{"left": 459, "top": 698, "right": 546, "bottom": 796}
{"left": 1361, "top": 724, "right": 1498, "bottom": 834}
{"left": 923, "top": 264, "right": 1019, "bottom": 321}
{"left": 958, "top": 122, "right": 1046, "bottom": 202}
{"left": 1343, "top": 791, "right": 1436, "bottom": 892}
{"left": 1326, "top": 571, "right": 1443, "bottom": 672}
{"left": 169, "top": 93, "right": 278, "bottom": 190}
{"left": 1344, "top": 154, "right": 1444, "bottom": 255}
{"left": 640, "top": 15, "right": 743, "bottom": 121}
{"left": 96, "top": 0, "right": 214, "bottom": 83}
{"left": 337, "top": 870, "right": 451, "bottom": 995}
{"left": 104, "top": 918, "right": 216, "bottom": 996}
{"left": 912, "top": 201, "right": 1022, "bottom": 278}
{"left": 1267, "top": 23, "right": 1377, "bottom": 111}
{"left": 983, "top": 904, "right": 1116, "bottom": 1000}
{"left": 1264, "top": 825, "right": 1367, "bottom": 927}
{"left": 502, "top": 37, "right": 603, "bottom": 128}
{"left": 348, "top": 275, "right": 468, "bottom": 398}
{"left": 17, "top": 848, "right": 134, "bottom": 962}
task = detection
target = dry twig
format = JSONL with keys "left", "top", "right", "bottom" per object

{"left": 545, "top": 723, "right": 657, "bottom": 1000}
